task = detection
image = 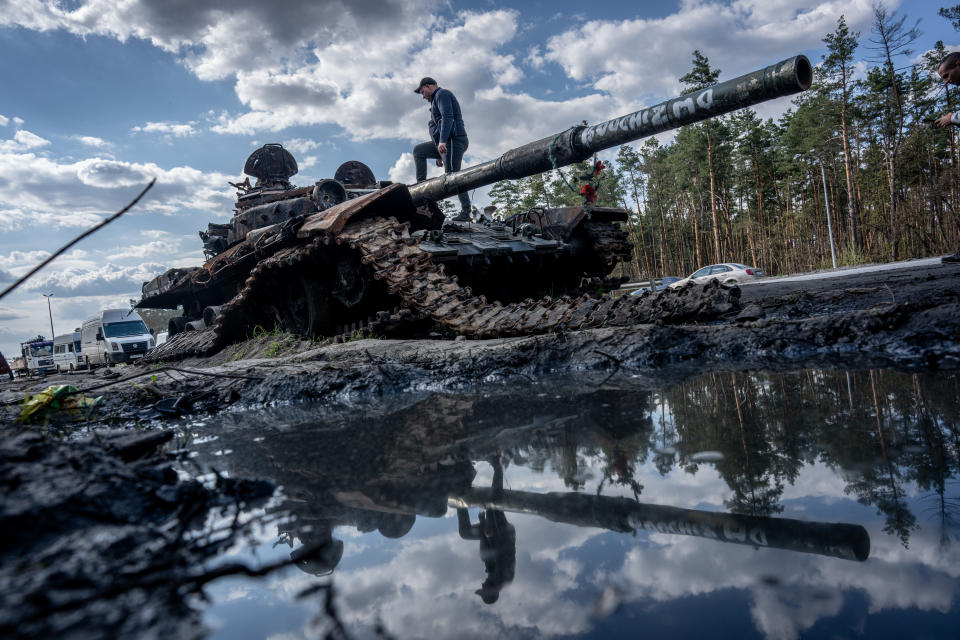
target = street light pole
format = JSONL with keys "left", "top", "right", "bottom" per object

{"left": 42, "top": 293, "right": 55, "bottom": 340}
{"left": 820, "top": 158, "right": 837, "bottom": 269}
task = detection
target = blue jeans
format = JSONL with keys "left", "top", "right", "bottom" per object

{"left": 413, "top": 135, "right": 470, "bottom": 211}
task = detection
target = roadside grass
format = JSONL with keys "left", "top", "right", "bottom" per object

{"left": 345, "top": 329, "right": 381, "bottom": 342}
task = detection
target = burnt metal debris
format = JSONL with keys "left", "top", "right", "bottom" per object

{"left": 139, "top": 56, "right": 812, "bottom": 361}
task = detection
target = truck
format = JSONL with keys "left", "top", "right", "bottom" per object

{"left": 53, "top": 331, "right": 85, "bottom": 373}
{"left": 18, "top": 338, "right": 55, "bottom": 376}
{"left": 80, "top": 309, "right": 155, "bottom": 368}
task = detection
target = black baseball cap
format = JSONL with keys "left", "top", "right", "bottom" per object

{"left": 414, "top": 77, "right": 437, "bottom": 93}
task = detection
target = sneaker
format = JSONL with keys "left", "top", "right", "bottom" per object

{"left": 451, "top": 211, "right": 472, "bottom": 222}
{"left": 943, "top": 251, "right": 960, "bottom": 264}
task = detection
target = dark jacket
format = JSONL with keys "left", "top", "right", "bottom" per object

{"left": 428, "top": 87, "right": 467, "bottom": 144}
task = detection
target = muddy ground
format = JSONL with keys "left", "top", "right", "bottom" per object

{"left": 2, "top": 258, "right": 957, "bottom": 422}
{"left": 1, "top": 258, "right": 958, "bottom": 638}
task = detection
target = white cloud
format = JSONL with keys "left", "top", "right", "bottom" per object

{"left": 72, "top": 135, "right": 110, "bottom": 148}
{"left": 20, "top": 261, "right": 168, "bottom": 297}
{"left": 0, "top": 114, "right": 8, "bottom": 127}
{"left": 0, "top": 249, "right": 51, "bottom": 269}
{"left": 212, "top": 9, "right": 527, "bottom": 147}
{"left": 0, "top": 129, "right": 51, "bottom": 153}
{"left": 526, "top": 45, "right": 545, "bottom": 71}
{"left": 131, "top": 121, "right": 198, "bottom": 137}
{"left": 76, "top": 158, "right": 155, "bottom": 188}
{"left": 0, "top": 149, "right": 235, "bottom": 230}
{"left": 387, "top": 152, "right": 444, "bottom": 184}
{"left": 0, "top": 1, "right": 442, "bottom": 78}
{"left": 0, "top": 305, "right": 25, "bottom": 319}
{"left": 543, "top": 0, "right": 879, "bottom": 100}
{"left": 105, "top": 237, "right": 184, "bottom": 261}
{"left": 281, "top": 138, "right": 326, "bottom": 155}
{"left": 0, "top": 1, "right": 884, "bottom": 175}
{"left": 387, "top": 152, "right": 416, "bottom": 184}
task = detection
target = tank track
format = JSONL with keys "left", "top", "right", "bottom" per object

{"left": 146, "top": 217, "right": 741, "bottom": 361}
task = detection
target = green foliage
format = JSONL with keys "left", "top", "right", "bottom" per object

{"left": 488, "top": 178, "right": 524, "bottom": 215}
{"left": 679, "top": 49, "right": 720, "bottom": 91}
{"left": 345, "top": 329, "right": 381, "bottom": 342}
{"left": 251, "top": 325, "right": 281, "bottom": 341}
{"left": 437, "top": 200, "right": 458, "bottom": 215}
{"left": 939, "top": 4, "right": 960, "bottom": 31}
{"left": 821, "top": 15, "right": 859, "bottom": 95}
{"left": 598, "top": 22, "right": 960, "bottom": 281}
{"left": 128, "top": 299, "right": 180, "bottom": 335}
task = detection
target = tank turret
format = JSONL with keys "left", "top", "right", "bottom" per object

{"left": 244, "top": 143, "right": 298, "bottom": 188}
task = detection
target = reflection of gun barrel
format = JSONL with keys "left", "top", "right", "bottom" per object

{"left": 451, "top": 488, "right": 869, "bottom": 562}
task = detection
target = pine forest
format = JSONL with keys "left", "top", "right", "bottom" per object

{"left": 485, "top": 8, "right": 960, "bottom": 281}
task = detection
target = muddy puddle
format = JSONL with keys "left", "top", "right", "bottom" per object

{"left": 165, "top": 368, "right": 960, "bottom": 639}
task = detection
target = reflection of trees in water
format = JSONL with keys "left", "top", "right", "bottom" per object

{"left": 910, "top": 377, "right": 960, "bottom": 550}
{"left": 504, "top": 390, "right": 655, "bottom": 493}
{"left": 214, "top": 371, "right": 959, "bottom": 558}
{"left": 666, "top": 372, "right": 805, "bottom": 516}
{"left": 657, "top": 369, "right": 960, "bottom": 546}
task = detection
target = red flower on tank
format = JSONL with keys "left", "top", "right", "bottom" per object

{"left": 580, "top": 183, "right": 597, "bottom": 203}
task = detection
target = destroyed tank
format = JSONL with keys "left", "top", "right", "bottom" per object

{"left": 141, "top": 55, "right": 812, "bottom": 359}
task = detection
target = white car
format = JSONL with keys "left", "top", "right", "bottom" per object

{"left": 669, "top": 263, "right": 764, "bottom": 288}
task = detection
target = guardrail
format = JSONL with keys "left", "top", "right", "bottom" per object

{"left": 616, "top": 278, "right": 668, "bottom": 296}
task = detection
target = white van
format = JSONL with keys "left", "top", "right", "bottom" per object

{"left": 53, "top": 331, "right": 84, "bottom": 372}
{"left": 81, "top": 309, "right": 155, "bottom": 367}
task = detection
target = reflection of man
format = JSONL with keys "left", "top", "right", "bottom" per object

{"left": 413, "top": 77, "right": 472, "bottom": 221}
{"left": 457, "top": 456, "right": 515, "bottom": 604}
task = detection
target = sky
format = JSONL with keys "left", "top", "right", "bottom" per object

{"left": 0, "top": 0, "right": 957, "bottom": 357}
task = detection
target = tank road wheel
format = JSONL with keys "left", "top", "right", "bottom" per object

{"left": 168, "top": 316, "right": 188, "bottom": 337}
{"left": 331, "top": 254, "right": 367, "bottom": 309}
{"left": 267, "top": 273, "right": 331, "bottom": 336}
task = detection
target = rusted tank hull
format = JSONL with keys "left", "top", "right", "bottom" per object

{"left": 139, "top": 54, "right": 811, "bottom": 357}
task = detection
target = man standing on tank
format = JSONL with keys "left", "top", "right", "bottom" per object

{"left": 413, "top": 77, "right": 472, "bottom": 221}
{"left": 933, "top": 52, "right": 960, "bottom": 263}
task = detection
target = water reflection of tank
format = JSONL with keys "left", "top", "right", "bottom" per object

{"left": 289, "top": 535, "right": 343, "bottom": 577}
{"left": 281, "top": 511, "right": 415, "bottom": 577}
{"left": 204, "top": 406, "right": 477, "bottom": 576}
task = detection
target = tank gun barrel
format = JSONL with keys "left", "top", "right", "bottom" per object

{"left": 408, "top": 54, "right": 812, "bottom": 206}
{"left": 450, "top": 487, "right": 868, "bottom": 562}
